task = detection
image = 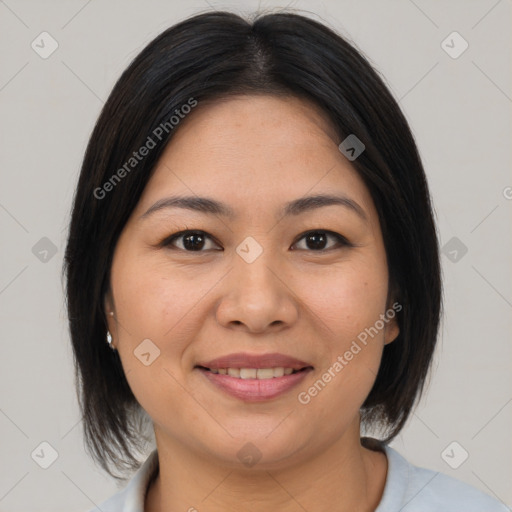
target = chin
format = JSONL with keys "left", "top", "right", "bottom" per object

{"left": 198, "top": 426, "right": 312, "bottom": 471}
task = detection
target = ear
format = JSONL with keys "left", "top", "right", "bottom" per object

{"left": 383, "top": 301, "right": 401, "bottom": 345}
{"left": 103, "top": 289, "right": 117, "bottom": 349}
{"left": 384, "top": 319, "right": 399, "bottom": 345}
{"left": 104, "top": 288, "right": 114, "bottom": 318}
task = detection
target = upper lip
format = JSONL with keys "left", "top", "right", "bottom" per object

{"left": 196, "top": 352, "right": 313, "bottom": 370}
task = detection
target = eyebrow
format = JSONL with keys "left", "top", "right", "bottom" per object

{"left": 139, "top": 193, "right": 367, "bottom": 222}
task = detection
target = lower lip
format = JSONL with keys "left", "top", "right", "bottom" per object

{"left": 197, "top": 368, "right": 312, "bottom": 402}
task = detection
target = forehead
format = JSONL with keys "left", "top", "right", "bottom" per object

{"left": 132, "top": 94, "right": 376, "bottom": 222}
{"left": 156, "top": 94, "right": 341, "bottom": 169}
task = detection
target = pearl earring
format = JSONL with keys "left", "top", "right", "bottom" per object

{"left": 106, "top": 311, "right": 116, "bottom": 350}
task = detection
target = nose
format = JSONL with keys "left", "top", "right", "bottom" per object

{"left": 215, "top": 250, "right": 299, "bottom": 334}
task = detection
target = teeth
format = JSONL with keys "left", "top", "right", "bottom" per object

{"left": 227, "top": 368, "right": 240, "bottom": 378}
{"left": 240, "top": 368, "right": 257, "bottom": 379}
{"left": 208, "top": 367, "right": 299, "bottom": 379}
{"left": 272, "top": 367, "right": 284, "bottom": 377}
{"left": 255, "top": 368, "right": 273, "bottom": 379}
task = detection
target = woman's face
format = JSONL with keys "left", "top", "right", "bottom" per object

{"left": 105, "top": 94, "right": 399, "bottom": 469}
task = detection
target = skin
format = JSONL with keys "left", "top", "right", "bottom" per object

{"left": 104, "top": 94, "right": 400, "bottom": 512}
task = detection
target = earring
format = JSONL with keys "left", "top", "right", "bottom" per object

{"left": 106, "top": 311, "right": 116, "bottom": 350}
{"left": 106, "top": 330, "right": 116, "bottom": 350}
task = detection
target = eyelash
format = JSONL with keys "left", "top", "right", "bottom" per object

{"left": 159, "top": 229, "right": 352, "bottom": 253}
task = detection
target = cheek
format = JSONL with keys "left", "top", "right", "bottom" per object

{"left": 294, "top": 257, "right": 388, "bottom": 409}
{"left": 110, "top": 255, "right": 194, "bottom": 401}
{"left": 303, "top": 257, "right": 389, "bottom": 345}
{"left": 111, "top": 253, "right": 218, "bottom": 402}
{"left": 113, "top": 252, "right": 202, "bottom": 341}
{"left": 113, "top": 260, "right": 196, "bottom": 424}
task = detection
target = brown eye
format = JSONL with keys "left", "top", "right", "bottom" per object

{"left": 160, "top": 229, "right": 350, "bottom": 253}
{"left": 162, "top": 230, "right": 221, "bottom": 252}
{"left": 292, "top": 230, "right": 350, "bottom": 251}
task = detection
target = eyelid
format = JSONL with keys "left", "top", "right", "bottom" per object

{"left": 160, "top": 229, "right": 352, "bottom": 252}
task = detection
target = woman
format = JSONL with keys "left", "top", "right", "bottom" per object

{"left": 63, "top": 10, "right": 507, "bottom": 512}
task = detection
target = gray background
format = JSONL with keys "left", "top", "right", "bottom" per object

{"left": 0, "top": 0, "right": 511, "bottom": 510}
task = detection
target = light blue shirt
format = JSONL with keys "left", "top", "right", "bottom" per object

{"left": 87, "top": 444, "right": 509, "bottom": 511}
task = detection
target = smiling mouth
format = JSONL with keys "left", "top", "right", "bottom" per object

{"left": 195, "top": 366, "right": 311, "bottom": 379}
{"left": 195, "top": 364, "right": 313, "bottom": 401}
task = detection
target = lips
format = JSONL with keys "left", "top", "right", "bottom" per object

{"left": 195, "top": 352, "right": 314, "bottom": 402}
{"left": 196, "top": 352, "right": 313, "bottom": 371}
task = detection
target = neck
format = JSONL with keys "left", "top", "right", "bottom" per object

{"left": 145, "top": 431, "right": 388, "bottom": 512}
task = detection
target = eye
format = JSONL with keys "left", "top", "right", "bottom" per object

{"left": 162, "top": 230, "right": 221, "bottom": 252}
{"left": 160, "top": 229, "right": 351, "bottom": 253}
{"left": 292, "top": 230, "right": 351, "bottom": 251}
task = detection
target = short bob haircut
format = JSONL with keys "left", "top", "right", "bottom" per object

{"left": 63, "top": 10, "right": 442, "bottom": 480}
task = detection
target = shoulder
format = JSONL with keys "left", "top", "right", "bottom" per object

{"left": 84, "top": 449, "right": 159, "bottom": 512}
{"left": 376, "top": 443, "right": 509, "bottom": 512}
